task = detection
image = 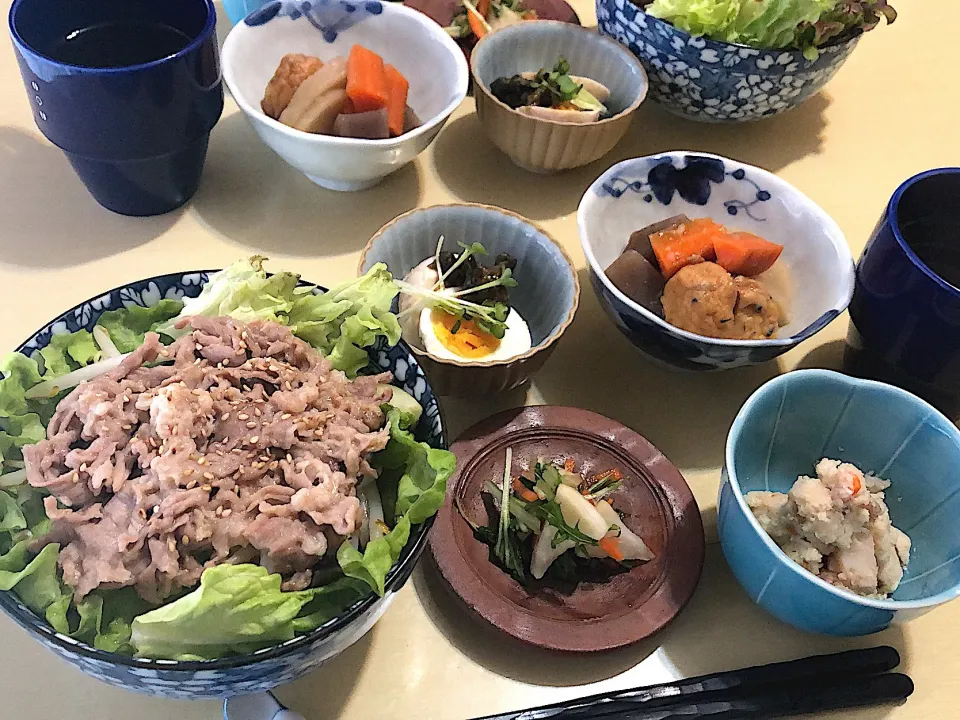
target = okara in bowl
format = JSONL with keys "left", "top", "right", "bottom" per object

{"left": 221, "top": 0, "right": 468, "bottom": 191}
{"left": 596, "top": 0, "right": 861, "bottom": 123}
{"left": 471, "top": 21, "right": 648, "bottom": 173}
{"left": 579, "top": 152, "right": 854, "bottom": 371}
{"left": 719, "top": 370, "right": 960, "bottom": 636}
{"left": 359, "top": 203, "right": 579, "bottom": 395}
{"left": 0, "top": 271, "right": 446, "bottom": 698}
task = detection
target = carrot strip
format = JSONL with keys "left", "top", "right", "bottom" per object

{"left": 563, "top": 458, "right": 576, "bottom": 473}
{"left": 384, "top": 64, "right": 409, "bottom": 137}
{"left": 477, "top": 0, "right": 490, "bottom": 17}
{"left": 346, "top": 45, "right": 388, "bottom": 113}
{"left": 599, "top": 536, "right": 625, "bottom": 562}
{"left": 852, "top": 474, "right": 862, "bottom": 495}
{"left": 713, "top": 232, "right": 783, "bottom": 277}
{"left": 462, "top": 0, "right": 492, "bottom": 38}
{"left": 512, "top": 478, "right": 539, "bottom": 503}
{"left": 649, "top": 218, "right": 721, "bottom": 279}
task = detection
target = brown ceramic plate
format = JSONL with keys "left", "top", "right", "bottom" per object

{"left": 429, "top": 406, "right": 705, "bottom": 652}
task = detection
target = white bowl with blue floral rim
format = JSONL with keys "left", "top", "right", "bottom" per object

{"left": 0, "top": 270, "right": 446, "bottom": 698}
{"left": 595, "top": 0, "right": 860, "bottom": 123}
{"left": 578, "top": 152, "right": 855, "bottom": 371}
{"left": 221, "top": 0, "right": 468, "bottom": 191}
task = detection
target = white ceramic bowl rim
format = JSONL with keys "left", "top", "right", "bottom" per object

{"left": 725, "top": 368, "right": 960, "bottom": 611}
{"left": 221, "top": 2, "right": 469, "bottom": 148}
{"left": 470, "top": 20, "right": 649, "bottom": 127}
{"left": 579, "top": 152, "right": 856, "bottom": 348}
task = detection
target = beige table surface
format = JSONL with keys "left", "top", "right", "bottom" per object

{"left": 2, "top": 1, "right": 959, "bottom": 718}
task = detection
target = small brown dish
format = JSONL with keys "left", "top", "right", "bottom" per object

{"left": 429, "top": 406, "right": 705, "bottom": 652}
{"left": 471, "top": 22, "right": 648, "bottom": 173}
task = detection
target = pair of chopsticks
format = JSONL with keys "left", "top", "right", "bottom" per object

{"left": 471, "top": 646, "right": 912, "bottom": 720}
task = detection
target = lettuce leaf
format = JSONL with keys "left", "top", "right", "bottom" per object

{"left": 38, "top": 330, "right": 100, "bottom": 378}
{"left": 0, "top": 353, "right": 57, "bottom": 477}
{"left": 286, "top": 264, "right": 401, "bottom": 376}
{"left": 130, "top": 564, "right": 339, "bottom": 660}
{"left": 96, "top": 299, "right": 184, "bottom": 353}
{"left": 337, "top": 412, "right": 455, "bottom": 596}
{"left": 647, "top": 0, "right": 834, "bottom": 52}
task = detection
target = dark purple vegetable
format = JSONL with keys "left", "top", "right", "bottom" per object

{"left": 403, "top": 105, "right": 422, "bottom": 134}
{"left": 333, "top": 108, "right": 390, "bottom": 139}
{"left": 605, "top": 249, "right": 665, "bottom": 316}
{"left": 628, "top": 214, "right": 690, "bottom": 269}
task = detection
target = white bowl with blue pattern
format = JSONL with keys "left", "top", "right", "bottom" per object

{"left": 0, "top": 271, "right": 446, "bottom": 698}
{"left": 720, "top": 369, "right": 960, "bottom": 635}
{"left": 221, "top": 0, "right": 468, "bottom": 191}
{"left": 596, "top": 0, "right": 859, "bottom": 123}
{"left": 578, "top": 152, "right": 854, "bottom": 371}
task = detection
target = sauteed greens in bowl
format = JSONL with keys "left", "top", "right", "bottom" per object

{"left": 0, "top": 258, "right": 453, "bottom": 664}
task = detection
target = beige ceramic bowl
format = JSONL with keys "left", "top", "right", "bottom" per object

{"left": 358, "top": 203, "right": 580, "bottom": 396}
{"left": 471, "top": 21, "right": 649, "bottom": 173}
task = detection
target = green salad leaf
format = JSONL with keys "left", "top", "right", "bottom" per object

{"left": 646, "top": 0, "right": 836, "bottom": 56}
{"left": 337, "top": 517, "right": 411, "bottom": 597}
{"left": 38, "top": 330, "right": 100, "bottom": 378}
{"left": 130, "top": 564, "right": 326, "bottom": 660}
{"left": 287, "top": 264, "right": 401, "bottom": 376}
{"left": 96, "top": 299, "right": 184, "bottom": 353}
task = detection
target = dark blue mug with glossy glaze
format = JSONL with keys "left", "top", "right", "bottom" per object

{"left": 845, "top": 168, "right": 960, "bottom": 418}
{"left": 8, "top": 0, "right": 223, "bottom": 216}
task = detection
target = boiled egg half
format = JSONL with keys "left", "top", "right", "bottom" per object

{"left": 418, "top": 307, "right": 532, "bottom": 363}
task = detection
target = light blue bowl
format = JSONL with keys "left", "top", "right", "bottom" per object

{"left": 223, "top": 0, "right": 269, "bottom": 25}
{"left": 719, "top": 369, "right": 960, "bottom": 636}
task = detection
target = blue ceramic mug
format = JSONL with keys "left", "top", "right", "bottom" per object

{"left": 8, "top": 0, "right": 224, "bottom": 216}
{"left": 845, "top": 168, "right": 960, "bottom": 418}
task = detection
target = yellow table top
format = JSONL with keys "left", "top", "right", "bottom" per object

{"left": 2, "top": 1, "right": 959, "bottom": 718}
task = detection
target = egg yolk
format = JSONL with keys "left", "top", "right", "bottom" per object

{"left": 431, "top": 309, "right": 501, "bottom": 359}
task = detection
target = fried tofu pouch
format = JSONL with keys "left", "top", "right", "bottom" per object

{"left": 261, "top": 53, "right": 325, "bottom": 119}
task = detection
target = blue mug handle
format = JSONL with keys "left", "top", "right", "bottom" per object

{"left": 224, "top": 692, "right": 307, "bottom": 720}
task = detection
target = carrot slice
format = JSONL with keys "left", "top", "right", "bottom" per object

{"left": 384, "top": 64, "right": 410, "bottom": 137}
{"left": 346, "top": 45, "right": 388, "bottom": 113}
{"left": 477, "top": 0, "right": 490, "bottom": 16}
{"left": 649, "top": 218, "right": 721, "bottom": 279}
{"left": 512, "top": 477, "right": 539, "bottom": 503}
{"left": 599, "top": 536, "right": 625, "bottom": 562}
{"left": 713, "top": 232, "right": 784, "bottom": 277}
{"left": 563, "top": 458, "right": 576, "bottom": 473}
{"left": 463, "top": 0, "right": 492, "bottom": 38}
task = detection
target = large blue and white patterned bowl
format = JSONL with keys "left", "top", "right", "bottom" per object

{"left": 221, "top": 0, "right": 468, "bottom": 191}
{"left": 578, "top": 152, "right": 854, "bottom": 371}
{"left": 0, "top": 271, "right": 446, "bottom": 698}
{"left": 596, "top": 0, "right": 859, "bottom": 123}
{"left": 719, "top": 370, "right": 960, "bottom": 635}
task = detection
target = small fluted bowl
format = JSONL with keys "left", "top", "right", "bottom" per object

{"left": 359, "top": 203, "right": 580, "bottom": 395}
{"left": 0, "top": 271, "right": 446, "bottom": 697}
{"left": 720, "top": 370, "right": 960, "bottom": 635}
{"left": 471, "top": 20, "right": 648, "bottom": 173}
{"left": 579, "top": 152, "right": 854, "bottom": 371}
{"left": 222, "top": 0, "right": 468, "bottom": 191}
{"left": 596, "top": 0, "right": 859, "bottom": 123}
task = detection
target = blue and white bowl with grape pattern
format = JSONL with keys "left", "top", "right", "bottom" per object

{"left": 579, "top": 152, "right": 855, "bottom": 371}
{"left": 595, "top": 0, "right": 859, "bottom": 123}
{"left": 0, "top": 271, "right": 446, "bottom": 698}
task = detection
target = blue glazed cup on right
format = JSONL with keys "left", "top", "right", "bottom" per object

{"left": 8, "top": 0, "right": 224, "bottom": 216}
{"left": 844, "top": 169, "right": 960, "bottom": 418}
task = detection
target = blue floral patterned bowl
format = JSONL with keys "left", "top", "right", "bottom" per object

{"left": 720, "top": 370, "right": 960, "bottom": 635}
{"left": 578, "top": 152, "right": 854, "bottom": 371}
{"left": 0, "top": 271, "right": 445, "bottom": 698}
{"left": 595, "top": 0, "right": 859, "bottom": 123}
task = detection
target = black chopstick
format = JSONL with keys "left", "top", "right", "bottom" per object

{"left": 575, "top": 672, "right": 914, "bottom": 719}
{"left": 471, "top": 646, "right": 901, "bottom": 720}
